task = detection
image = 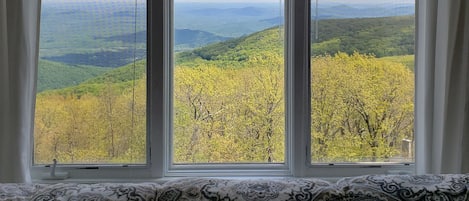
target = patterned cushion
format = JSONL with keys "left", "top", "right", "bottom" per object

{"left": 2, "top": 174, "right": 469, "bottom": 201}
{"left": 0, "top": 183, "right": 45, "bottom": 201}
{"left": 336, "top": 174, "right": 469, "bottom": 201}
{"left": 157, "top": 178, "right": 338, "bottom": 201}
{"left": 30, "top": 183, "right": 160, "bottom": 201}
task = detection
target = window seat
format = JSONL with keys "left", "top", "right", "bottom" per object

{"left": 1, "top": 174, "right": 468, "bottom": 200}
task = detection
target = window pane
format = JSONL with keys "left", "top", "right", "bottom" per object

{"left": 173, "top": 0, "right": 285, "bottom": 163}
{"left": 310, "top": 0, "right": 415, "bottom": 163}
{"left": 34, "top": 0, "right": 147, "bottom": 165}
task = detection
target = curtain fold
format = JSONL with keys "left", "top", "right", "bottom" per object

{"left": 416, "top": 0, "right": 469, "bottom": 174}
{"left": 0, "top": 0, "right": 41, "bottom": 183}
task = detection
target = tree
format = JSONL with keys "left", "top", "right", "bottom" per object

{"left": 311, "top": 53, "right": 414, "bottom": 162}
{"left": 173, "top": 52, "right": 286, "bottom": 163}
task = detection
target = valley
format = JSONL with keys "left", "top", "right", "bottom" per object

{"left": 34, "top": 1, "right": 415, "bottom": 164}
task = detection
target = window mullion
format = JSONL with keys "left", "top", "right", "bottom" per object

{"left": 287, "top": 0, "right": 311, "bottom": 177}
{"left": 148, "top": 0, "right": 168, "bottom": 178}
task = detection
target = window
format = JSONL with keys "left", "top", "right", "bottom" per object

{"left": 32, "top": 0, "right": 415, "bottom": 179}
{"left": 35, "top": 0, "right": 147, "bottom": 165}
{"left": 172, "top": 0, "right": 285, "bottom": 164}
{"left": 310, "top": 0, "right": 415, "bottom": 164}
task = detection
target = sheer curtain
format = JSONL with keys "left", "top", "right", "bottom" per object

{"left": 416, "top": 0, "right": 469, "bottom": 174}
{"left": 0, "top": 0, "right": 41, "bottom": 183}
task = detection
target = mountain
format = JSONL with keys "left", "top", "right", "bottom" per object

{"left": 38, "top": 1, "right": 415, "bottom": 70}
{"left": 40, "top": 60, "right": 146, "bottom": 96}
{"left": 188, "top": 7, "right": 270, "bottom": 17}
{"left": 310, "top": 4, "right": 415, "bottom": 19}
{"left": 83, "top": 59, "right": 146, "bottom": 85}
{"left": 39, "top": 15, "right": 414, "bottom": 95}
{"left": 37, "top": 60, "right": 109, "bottom": 92}
{"left": 311, "top": 16, "right": 414, "bottom": 57}
{"left": 42, "top": 29, "right": 230, "bottom": 68}
{"left": 42, "top": 49, "right": 147, "bottom": 68}
{"left": 41, "top": 25, "right": 283, "bottom": 95}
{"left": 177, "top": 15, "right": 414, "bottom": 65}
{"left": 260, "top": 17, "right": 284, "bottom": 25}
{"left": 99, "top": 29, "right": 230, "bottom": 49}
{"left": 174, "top": 3, "right": 282, "bottom": 37}
{"left": 176, "top": 26, "right": 283, "bottom": 67}
{"left": 175, "top": 29, "right": 232, "bottom": 51}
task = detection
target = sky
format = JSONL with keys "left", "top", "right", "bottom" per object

{"left": 44, "top": 0, "right": 414, "bottom": 5}
{"left": 176, "top": 0, "right": 414, "bottom": 3}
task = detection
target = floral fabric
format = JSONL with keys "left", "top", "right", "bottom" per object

{"left": 0, "top": 184, "right": 44, "bottom": 201}
{"left": 1, "top": 174, "right": 468, "bottom": 201}
{"left": 336, "top": 174, "right": 469, "bottom": 201}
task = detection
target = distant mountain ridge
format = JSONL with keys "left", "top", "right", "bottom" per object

{"left": 99, "top": 29, "right": 230, "bottom": 47}
{"left": 311, "top": 16, "right": 414, "bottom": 57}
{"left": 177, "top": 15, "right": 414, "bottom": 65}
{"left": 38, "top": 15, "right": 414, "bottom": 93}
{"left": 39, "top": 1, "right": 415, "bottom": 68}
{"left": 311, "top": 4, "right": 414, "bottom": 20}
{"left": 43, "top": 29, "right": 230, "bottom": 68}
{"left": 175, "top": 29, "right": 232, "bottom": 51}
{"left": 188, "top": 6, "right": 270, "bottom": 17}
{"left": 37, "top": 60, "right": 109, "bottom": 92}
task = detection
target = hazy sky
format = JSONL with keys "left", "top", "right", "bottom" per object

{"left": 176, "top": 0, "right": 414, "bottom": 3}
{"left": 44, "top": 0, "right": 414, "bottom": 4}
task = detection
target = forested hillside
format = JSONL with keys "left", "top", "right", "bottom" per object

{"left": 38, "top": 15, "right": 415, "bottom": 92}
{"left": 176, "top": 26, "right": 283, "bottom": 65}
{"left": 177, "top": 15, "right": 414, "bottom": 63}
{"left": 311, "top": 16, "right": 414, "bottom": 57}
{"left": 37, "top": 60, "right": 109, "bottom": 92}
{"left": 35, "top": 16, "right": 414, "bottom": 164}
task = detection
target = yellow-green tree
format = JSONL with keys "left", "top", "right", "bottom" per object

{"left": 173, "top": 52, "right": 285, "bottom": 163}
{"left": 35, "top": 53, "right": 413, "bottom": 165}
{"left": 311, "top": 53, "right": 414, "bottom": 162}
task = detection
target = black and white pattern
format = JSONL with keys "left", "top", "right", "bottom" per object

{"left": 30, "top": 183, "right": 160, "bottom": 201}
{"left": 1, "top": 174, "right": 469, "bottom": 201}
{"left": 336, "top": 174, "right": 469, "bottom": 201}
{"left": 0, "top": 183, "right": 44, "bottom": 201}
{"left": 158, "top": 178, "right": 335, "bottom": 201}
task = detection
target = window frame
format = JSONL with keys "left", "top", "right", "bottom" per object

{"left": 164, "top": 0, "right": 291, "bottom": 177}
{"left": 31, "top": 0, "right": 416, "bottom": 181}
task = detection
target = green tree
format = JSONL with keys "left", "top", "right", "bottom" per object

{"left": 311, "top": 53, "right": 414, "bottom": 162}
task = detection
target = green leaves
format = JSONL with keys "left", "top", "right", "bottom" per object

{"left": 311, "top": 16, "right": 415, "bottom": 57}
{"left": 311, "top": 53, "right": 414, "bottom": 162}
{"left": 34, "top": 15, "right": 415, "bottom": 164}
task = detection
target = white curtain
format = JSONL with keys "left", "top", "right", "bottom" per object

{"left": 0, "top": 0, "right": 41, "bottom": 183}
{"left": 416, "top": 0, "right": 469, "bottom": 174}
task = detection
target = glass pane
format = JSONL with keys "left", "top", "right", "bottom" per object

{"left": 310, "top": 0, "right": 415, "bottom": 163}
{"left": 34, "top": 0, "right": 147, "bottom": 165}
{"left": 173, "top": 0, "right": 285, "bottom": 163}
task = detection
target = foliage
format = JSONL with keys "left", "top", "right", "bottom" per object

{"left": 176, "top": 26, "right": 284, "bottom": 66}
{"left": 173, "top": 58, "right": 284, "bottom": 163}
{"left": 35, "top": 53, "right": 413, "bottom": 164}
{"left": 39, "top": 60, "right": 146, "bottom": 97}
{"left": 174, "top": 29, "right": 232, "bottom": 52}
{"left": 311, "top": 16, "right": 414, "bottom": 57}
{"left": 35, "top": 78, "right": 147, "bottom": 164}
{"left": 379, "top": 55, "right": 415, "bottom": 71}
{"left": 34, "top": 16, "right": 415, "bottom": 164}
{"left": 37, "top": 60, "right": 109, "bottom": 92}
{"left": 83, "top": 60, "right": 146, "bottom": 84}
{"left": 311, "top": 53, "right": 414, "bottom": 162}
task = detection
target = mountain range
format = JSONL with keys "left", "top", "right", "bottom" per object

{"left": 38, "top": 15, "right": 414, "bottom": 92}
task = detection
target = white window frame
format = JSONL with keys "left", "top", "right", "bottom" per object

{"left": 31, "top": 0, "right": 416, "bottom": 181}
